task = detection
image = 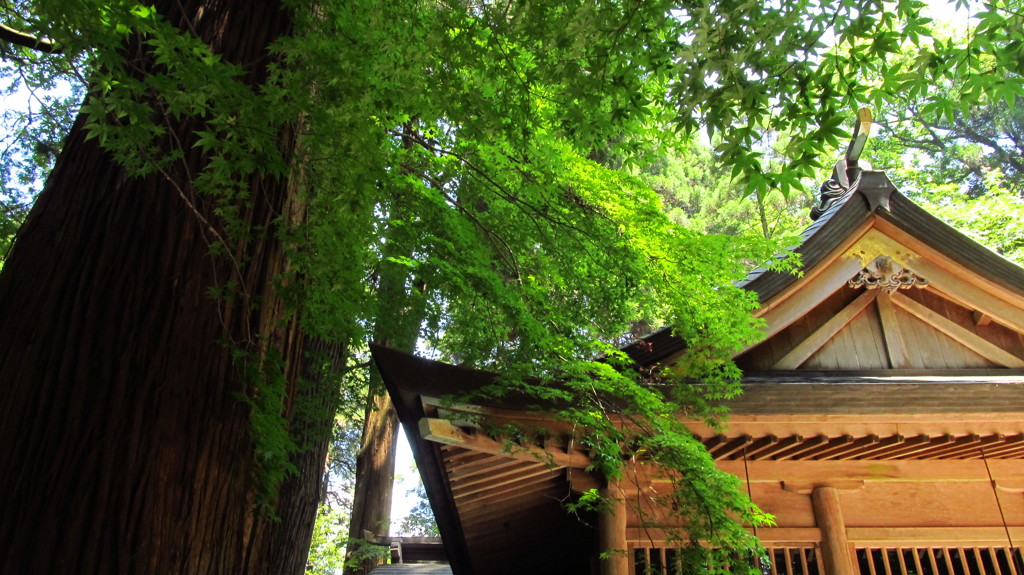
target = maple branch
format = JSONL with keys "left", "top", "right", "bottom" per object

{"left": 0, "top": 22, "right": 60, "bottom": 54}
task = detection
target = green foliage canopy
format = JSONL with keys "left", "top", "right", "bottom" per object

{"left": 3, "top": 0, "right": 1023, "bottom": 566}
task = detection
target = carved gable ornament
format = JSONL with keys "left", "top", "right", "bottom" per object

{"left": 848, "top": 255, "right": 929, "bottom": 294}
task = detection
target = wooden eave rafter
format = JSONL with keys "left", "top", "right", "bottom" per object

{"left": 419, "top": 416, "right": 591, "bottom": 469}
{"left": 421, "top": 395, "right": 580, "bottom": 436}
{"left": 564, "top": 434, "right": 1024, "bottom": 496}
{"left": 417, "top": 393, "right": 601, "bottom": 572}
{"left": 683, "top": 412, "right": 1024, "bottom": 462}
{"left": 450, "top": 464, "right": 559, "bottom": 501}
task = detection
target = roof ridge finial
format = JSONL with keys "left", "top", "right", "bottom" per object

{"left": 810, "top": 108, "right": 874, "bottom": 220}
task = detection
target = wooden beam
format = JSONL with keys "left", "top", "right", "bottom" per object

{"left": 935, "top": 434, "right": 1008, "bottom": 459}
{"left": 782, "top": 479, "right": 865, "bottom": 494}
{"left": 875, "top": 293, "right": 910, "bottom": 368}
{"left": 418, "top": 417, "right": 591, "bottom": 468}
{"left": 740, "top": 255, "right": 867, "bottom": 357}
{"left": 626, "top": 527, "right": 829, "bottom": 545}
{"left": 978, "top": 434, "right": 1024, "bottom": 458}
{"left": 448, "top": 454, "right": 522, "bottom": 479}
{"left": 844, "top": 434, "right": 905, "bottom": 459}
{"left": 456, "top": 476, "right": 562, "bottom": 517}
{"left": 755, "top": 528, "right": 824, "bottom": 544}
{"left": 897, "top": 434, "right": 981, "bottom": 460}
{"left": 449, "top": 459, "right": 545, "bottom": 488}
{"left": 744, "top": 435, "right": 780, "bottom": 459}
{"left": 722, "top": 458, "right": 995, "bottom": 484}
{"left": 872, "top": 434, "right": 935, "bottom": 459}
{"left": 440, "top": 445, "right": 496, "bottom": 466}
{"left": 568, "top": 468, "right": 601, "bottom": 494}
{"left": 702, "top": 434, "right": 729, "bottom": 456}
{"left": 713, "top": 435, "right": 753, "bottom": 459}
{"left": 798, "top": 435, "right": 854, "bottom": 459}
{"left": 755, "top": 217, "right": 875, "bottom": 322}
{"left": 846, "top": 526, "right": 1016, "bottom": 546}
{"left": 688, "top": 412, "right": 1024, "bottom": 440}
{"left": 982, "top": 444, "right": 1024, "bottom": 459}
{"left": 774, "top": 290, "right": 879, "bottom": 369}
{"left": 890, "top": 292, "right": 1024, "bottom": 367}
{"left": 422, "top": 395, "right": 580, "bottom": 436}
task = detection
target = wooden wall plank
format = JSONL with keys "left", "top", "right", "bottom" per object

{"left": 850, "top": 307, "right": 888, "bottom": 369}
{"left": 861, "top": 304, "right": 890, "bottom": 366}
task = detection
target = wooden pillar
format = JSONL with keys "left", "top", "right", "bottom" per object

{"left": 600, "top": 481, "right": 629, "bottom": 575}
{"left": 812, "top": 486, "right": 856, "bottom": 575}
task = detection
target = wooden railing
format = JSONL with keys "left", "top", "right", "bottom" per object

{"left": 630, "top": 545, "right": 822, "bottom": 575}
{"left": 856, "top": 547, "right": 1023, "bottom": 575}
{"left": 766, "top": 547, "right": 825, "bottom": 575}
{"left": 630, "top": 545, "right": 1023, "bottom": 575}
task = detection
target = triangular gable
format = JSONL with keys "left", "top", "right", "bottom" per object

{"left": 735, "top": 172, "right": 1024, "bottom": 373}
{"left": 796, "top": 295, "right": 1000, "bottom": 370}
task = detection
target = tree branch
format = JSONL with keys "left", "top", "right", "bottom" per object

{"left": 0, "top": 22, "right": 60, "bottom": 54}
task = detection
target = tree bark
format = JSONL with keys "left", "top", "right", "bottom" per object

{"left": 270, "top": 336, "right": 347, "bottom": 574}
{"left": 345, "top": 380, "right": 402, "bottom": 574}
{"left": 0, "top": 1, "right": 333, "bottom": 573}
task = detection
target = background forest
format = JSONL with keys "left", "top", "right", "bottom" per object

{"left": 0, "top": 0, "right": 1022, "bottom": 574}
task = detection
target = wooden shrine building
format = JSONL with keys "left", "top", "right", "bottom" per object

{"left": 373, "top": 119, "right": 1024, "bottom": 575}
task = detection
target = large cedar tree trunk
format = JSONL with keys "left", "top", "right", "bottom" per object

{"left": 0, "top": 1, "right": 334, "bottom": 573}
{"left": 345, "top": 194, "right": 428, "bottom": 575}
{"left": 346, "top": 381, "right": 402, "bottom": 574}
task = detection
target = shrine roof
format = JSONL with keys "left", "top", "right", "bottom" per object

{"left": 623, "top": 169, "right": 1024, "bottom": 370}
